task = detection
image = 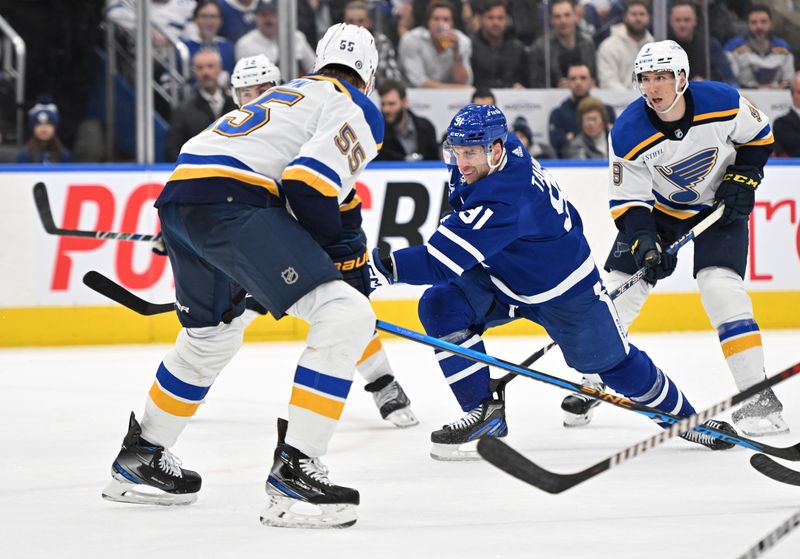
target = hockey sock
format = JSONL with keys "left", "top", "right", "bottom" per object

{"left": 435, "top": 331, "right": 492, "bottom": 411}
{"left": 600, "top": 345, "right": 695, "bottom": 426}
{"left": 356, "top": 331, "right": 393, "bottom": 384}
{"left": 718, "top": 318, "right": 766, "bottom": 390}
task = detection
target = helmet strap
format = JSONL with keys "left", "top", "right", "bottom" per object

{"left": 487, "top": 142, "right": 506, "bottom": 175}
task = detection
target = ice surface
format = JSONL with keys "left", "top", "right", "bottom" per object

{"left": 1, "top": 330, "right": 799, "bottom": 559}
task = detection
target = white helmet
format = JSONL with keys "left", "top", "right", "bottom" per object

{"left": 230, "top": 54, "right": 281, "bottom": 106}
{"left": 633, "top": 40, "right": 690, "bottom": 113}
{"left": 313, "top": 23, "right": 378, "bottom": 95}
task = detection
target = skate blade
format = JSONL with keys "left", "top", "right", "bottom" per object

{"left": 385, "top": 407, "right": 419, "bottom": 428}
{"left": 734, "top": 414, "right": 791, "bottom": 437}
{"left": 430, "top": 441, "right": 481, "bottom": 461}
{"left": 101, "top": 478, "right": 198, "bottom": 506}
{"left": 259, "top": 494, "right": 357, "bottom": 529}
{"left": 563, "top": 408, "right": 596, "bottom": 428}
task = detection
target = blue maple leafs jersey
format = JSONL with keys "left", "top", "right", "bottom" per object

{"left": 392, "top": 134, "right": 600, "bottom": 307}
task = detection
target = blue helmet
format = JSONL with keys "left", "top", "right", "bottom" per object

{"left": 445, "top": 104, "right": 508, "bottom": 147}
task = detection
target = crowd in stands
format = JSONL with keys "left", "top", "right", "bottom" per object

{"left": 4, "top": 0, "right": 800, "bottom": 163}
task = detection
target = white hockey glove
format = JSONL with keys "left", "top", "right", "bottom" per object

{"left": 368, "top": 247, "right": 396, "bottom": 291}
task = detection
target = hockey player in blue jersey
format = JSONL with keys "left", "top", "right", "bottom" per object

{"left": 563, "top": 40, "right": 789, "bottom": 437}
{"left": 370, "top": 103, "right": 736, "bottom": 460}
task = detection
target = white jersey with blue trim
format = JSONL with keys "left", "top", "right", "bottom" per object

{"left": 157, "top": 75, "right": 383, "bottom": 208}
{"left": 609, "top": 81, "right": 773, "bottom": 221}
{"left": 391, "top": 135, "right": 600, "bottom": 307}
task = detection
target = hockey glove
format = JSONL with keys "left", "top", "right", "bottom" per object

{"left": 324, "top": 230, "right": 370, "bottom": 296}
{"left": 715, "top": 165, "right": 761, "bottom": 226}
{"left": 631, "top": 230, "right": 677, "bottom": 284}
{"left": 368, "top": 247, "right": 396, "bottom": 291}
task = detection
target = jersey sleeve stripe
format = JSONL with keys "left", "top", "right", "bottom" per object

{"left": 168, "top": 164, "right": 279, "bottom": 196}
{"left": 282, "top": 167, "right": 339, "bottom": 197}
{"left": 426, "top": 244, "right": 464, "bottom": 275}
{"left": 624, "top": 132, "right": 666, "bottom": 160}
{"left": 339, "top": 193, "right": 362, "bottom": 212}
{"left": 437, "top": 225, "right": 486, "bottom": 261}
{"left": 738, "top": 133, "right": 775, "bottom": 148}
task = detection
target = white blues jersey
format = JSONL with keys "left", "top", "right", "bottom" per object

{"left": 392, "top": 134, "right": 599, "bottom": 307}
{"left": 157, "top": 75, "right": 383, "bottom": 209}
{"left": 609, "top": 81, "right": 773, "bottom": 222}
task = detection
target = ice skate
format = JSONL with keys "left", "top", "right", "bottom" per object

{"left": 261, "top": 418, "right": 359, "bottom": 529}
{"left": 364, "top": 374, "right": 419, "bottom": 428}
{"left": 561, "top": 378, "right": 605, "bottom": 427}
{"left": 102, "top": 412, "right": 201, "bottom": 506}
{"left": 430, "top": 398, "right": 507, "bottom": 461}
{"left": 679, "top": 419, "right": 737, "bottom": 450}
{"left": 731, "top": 387, "right": 790, "bottom": 437}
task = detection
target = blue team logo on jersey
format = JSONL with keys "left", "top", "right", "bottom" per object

{"left": 654, "top": 147, "right": 719, "bottom": 204}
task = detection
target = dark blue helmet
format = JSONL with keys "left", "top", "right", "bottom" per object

{"left": 445, "top": 103, "right": 508, "bottom": 147}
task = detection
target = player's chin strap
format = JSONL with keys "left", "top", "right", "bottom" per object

{"left": 487, "top": 145, "right": 507, "bottom": 175}
{"left": 646, "top": 74, "right": 689, "bottom": 115}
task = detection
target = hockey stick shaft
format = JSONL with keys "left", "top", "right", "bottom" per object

{"left": 376, "top": 319, "right": 800, "bottom": 460}
{"left": 33, "top": 182, "right": 162, "bottom": 242}
{"left": 495, "top": 204, "right": 724, "bottom": 386}
{"left": 736, "top": 509, "right": 800, "bottom": 559}
{"left": 477, "top": 361, "right": 800, "bottom": 493}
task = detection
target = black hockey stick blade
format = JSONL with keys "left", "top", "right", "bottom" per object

{"left": 83, "top": 271, "right": 174, "bottom": 315}
{"left": 750, "top": 453, "right": 800, "bottom": 487}
{"left": 33, "top": 182, "right": 161, "bottom": 242}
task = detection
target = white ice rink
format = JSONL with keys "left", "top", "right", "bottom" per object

{"left": 2, "top": 330, "right": 799, "bottom": 559}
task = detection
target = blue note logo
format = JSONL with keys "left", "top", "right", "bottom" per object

{"left": 654, "top": 147, "right": 718, "bottom": 204}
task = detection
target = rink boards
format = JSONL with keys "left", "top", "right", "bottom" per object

{"left": 1, "top": 161, "right": 798, "bottom": 346}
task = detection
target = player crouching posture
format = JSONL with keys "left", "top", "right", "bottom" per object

{"left": 103, "top": 24, "right": 388, "bottom": 528}
{"left": 371, "top": 103, "right": 737, "bottom": 460}
{"left": 563, "top": 40, "right": 788, "bottom": 437}
{"left": 231, "top": 54, "right": 418, "bottom": 429}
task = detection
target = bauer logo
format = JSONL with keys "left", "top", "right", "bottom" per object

{"left": 282, "top": 267, "right": 299, "bottom": 285}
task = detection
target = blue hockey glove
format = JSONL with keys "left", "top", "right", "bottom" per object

{"left": 715, "top": 165, "right": 761, "bottom": 226}
{"left": 324, "top": 230, "right": 370, "bottom": 296}
{"left": 631, "top": 230, "right": 677, "bottom": 284}
{"left": 369, "top": 247, "right": 396, "bottom": 290}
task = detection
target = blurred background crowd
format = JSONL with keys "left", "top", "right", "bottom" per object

{"left": 1, "top": 0, "right": 799, "bottom": 164}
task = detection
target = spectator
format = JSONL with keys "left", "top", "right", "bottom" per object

{"left": 528, "top": 0, "right": 597, "bottom": 88}
{"left": 17, "top": 97, "right": 73, "bottom": 163}
{"left": 471, "top": 86, "right": 496, "bottom": 104}
{"left": 564, "top": 96, "right": 610, "bottom": 159}
{"left": 596, "top": 0, "right": 653, "bottom": 90}
{"left": 773, "top": 72, "right": 800, "bottom": 156}
{"left": 548, "top": 63, "right": 615, "bottom": 157}
{"left": 512, "top": 115, "right": 557, "bottom": 159}
{"left": 669, "top": 0, "right": 738, "bottom": 85}
{"left": 398, "top": 0, "right": 473, "bottom": 88}
{"left": 470, "top": 0, "right": 528, "bottom": 89}
{"left": 376, "top": 79, "right": 440, "bottom": 161}
{"left": 235, "top": 0, "right": 316, "bottom": 76}
{"left": 580, "top": 0, "right": 625, "bottom": 43}
{"left": 182, "top": 0, "right": 236, "bottom": 80}
{"left": 724, "top": 4, "right": 794, "bottom": 89}
{"left": 166, "top": 48, "right": 236, "bottom": 161}
{"left": 106, "top": 0, "right": 196, "bottom": 46}
{"left": 218, "top": 0, "right": 257, "bottom": 42}
{"left": 507, "top": 0, "right": 545, "bottom": 46}
{"left": 343, "top": 1, "right": 405, "bottom": 86}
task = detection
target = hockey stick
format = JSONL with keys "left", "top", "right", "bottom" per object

{"left": 491, "top": 203, "right": 725, "bottom": 391}
{"left": 83, "top": 271, "right": 174, "bottom": 315}
{"left": 477, "top": 361, "right": 800, "bottom": 493}
{"left": 736, "top": 509, "right": 800, "bottom": 559}
{"left": 33, "top": 182, "right": 162, "bottom": 242}
{"left": 375, "top": 320, "right": 800, "bottom": 461}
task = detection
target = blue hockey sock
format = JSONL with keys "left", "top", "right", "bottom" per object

{"left": 600, "top": 345, "right": 695, "bottom": 426}
{"left": 434, "top": 331, "right": 491, "bottom": 411}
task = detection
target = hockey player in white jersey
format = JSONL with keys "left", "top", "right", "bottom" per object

{"left": 230, "top": 54, "right": 418, "bottom": 429}
{"left": 562, "top": 40, "right": 788, "bottom": 436}
{"left": 103, "top": 24, "right": 386, "bottom": 529}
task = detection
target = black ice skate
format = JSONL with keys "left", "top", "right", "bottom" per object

{"left": 731, "top": 387, "right": 790, "bottom": 437}
{"left": 430, "top": 398, "right": 507, "bottom": 461}
{"left": 679, "top": 419, "right": 737, "bottom": 450}
{"left": 561, "top": 377, "right": 605, "bottom": 428}
{"left": 261, "top": 418, "right": 359, "bottom": 529}
{"left": 102, "top": 412, "right": 201, "bottom": 506}
{"left": 364, "top": 374, "right": 419, "bottom": 428}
